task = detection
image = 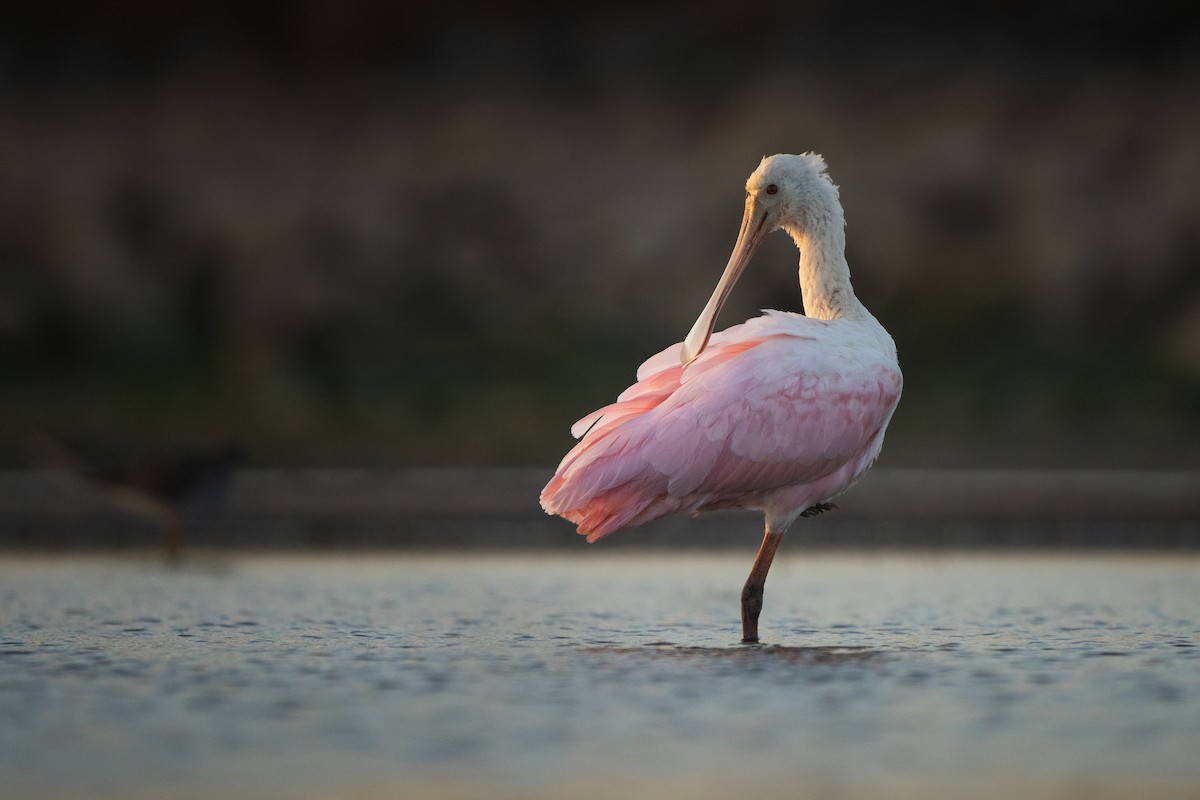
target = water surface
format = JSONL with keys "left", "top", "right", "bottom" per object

{"left": 1, "top": 552, "right": 1197, "bottom": 798}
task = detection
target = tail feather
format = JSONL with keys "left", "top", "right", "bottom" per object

{"left": 547, "top": 483, "right": 673, "bottom": 543}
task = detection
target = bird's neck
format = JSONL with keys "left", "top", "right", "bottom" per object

{"left": 786, "top": 215, "right": 868, "bottom": 322}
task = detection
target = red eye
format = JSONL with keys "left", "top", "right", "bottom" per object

{"left": 765, "top": 184, "right": 779, "bottom": 195}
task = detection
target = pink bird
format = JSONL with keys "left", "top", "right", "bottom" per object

{"left": 541, "top": 153, "right": 902, "bottom": 643}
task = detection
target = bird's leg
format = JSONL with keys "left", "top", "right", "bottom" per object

{"left": 161, "top": 511, "right": 184, "bottom": 565}
{"left": 741, "top": 529, "right": 784, "bottom": 644}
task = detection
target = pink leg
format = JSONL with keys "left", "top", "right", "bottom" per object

{"left": 741, "top": 529, "right": 784, "bottom": 643}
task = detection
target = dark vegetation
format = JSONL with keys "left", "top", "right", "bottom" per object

{"left": 2, "top": 1, "right": 1199, "bottom": 467}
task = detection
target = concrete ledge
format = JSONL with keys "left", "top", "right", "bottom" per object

{"left": 3, "top": 467, "right": 1196, "bottom": 517}
{"left": 1, "top": 468, "right": 1196, "bottom": 549}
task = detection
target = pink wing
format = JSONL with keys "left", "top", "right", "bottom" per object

{"left": 540, "top": 311, "right": 902, "bottom": 541}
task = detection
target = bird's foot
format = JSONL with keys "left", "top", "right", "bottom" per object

{"left": 799, "top": 502, "right": 838, "bottom": 518}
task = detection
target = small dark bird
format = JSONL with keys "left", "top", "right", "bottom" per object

{"left": 31, "top": 435, "right": 244, "bottom": 563}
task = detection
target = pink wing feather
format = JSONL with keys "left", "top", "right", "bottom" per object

{"left": 541, "top": 311, "right": 902, "bottom": 542}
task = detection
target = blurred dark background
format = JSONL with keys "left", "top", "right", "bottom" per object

{"left": 3, "top": 0, "right": 1199, "bottom": 470}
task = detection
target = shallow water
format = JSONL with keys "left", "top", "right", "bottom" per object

{"left": 1, "top": 551, "right": 1197, "bottom": 799}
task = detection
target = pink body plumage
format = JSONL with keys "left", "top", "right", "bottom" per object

{"left": 541, "top": 310, "right": 901, "bottom": 542}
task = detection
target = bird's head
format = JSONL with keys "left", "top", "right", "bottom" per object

{"left": 744, "top": 153, "right": 840, "bottom": 238}
{"left": 680, "top": 153, "right": 839, "bottom": 365}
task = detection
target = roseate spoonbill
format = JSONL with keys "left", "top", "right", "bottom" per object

{"left": 540, "top": 153, "right": 902, "bottom": 643}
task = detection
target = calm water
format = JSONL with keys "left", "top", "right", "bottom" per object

{"left": 1, "top": 551, "right": 1197, "bottom": 799}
